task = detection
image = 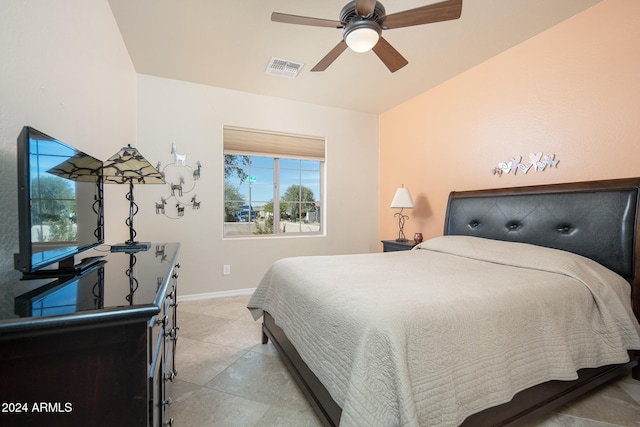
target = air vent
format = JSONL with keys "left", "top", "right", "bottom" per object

{"left": 265, "top": 57, "right": 304, "bottom": 78}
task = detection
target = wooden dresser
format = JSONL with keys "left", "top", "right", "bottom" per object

{"left": 0, "top": 243, "right": 180, "bottom": 427}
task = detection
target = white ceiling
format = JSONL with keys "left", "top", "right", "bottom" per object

{"left": 107, "top": 0, "right": 602, "bottom": 114}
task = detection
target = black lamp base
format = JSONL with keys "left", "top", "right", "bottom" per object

{"left": 110, "top": 242, "right": 151, "bottom": 253}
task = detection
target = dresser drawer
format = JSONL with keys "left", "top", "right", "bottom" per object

{"left": 149, "top": 334, "right": 164, "bottom": 427}
{"left": 148, "top": 262, "right": 179, "bottom": 427}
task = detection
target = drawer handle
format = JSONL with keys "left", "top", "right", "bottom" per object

{"left": 164, "top": 371, "right": 176, "bottom": 382}
{"left": 163, "top": 397, "right": 172, "bottom": 407}
{"left": 155, "top": 315, "right": 168, "bottom": 327}
{"left": 164, "top": 417, "right": 174, "bottom": 427}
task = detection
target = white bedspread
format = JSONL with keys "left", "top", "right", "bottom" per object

{"left": 248, "top": 236, "right": 640, "bottom": 426}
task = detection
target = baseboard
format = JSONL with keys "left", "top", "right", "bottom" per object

{"left": 178, "top": 288, "right": 256, "bottom": 302}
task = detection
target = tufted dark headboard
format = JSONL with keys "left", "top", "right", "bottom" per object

{"left": 444, "top": 178, "right": 640, "bottom": 319}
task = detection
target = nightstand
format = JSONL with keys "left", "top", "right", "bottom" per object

{"left": 381, "top": 240, "right": 417, "bottom": 252}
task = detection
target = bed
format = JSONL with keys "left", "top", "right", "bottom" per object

{"left": 248, "top": 178, "right": 640, "bottom": 426}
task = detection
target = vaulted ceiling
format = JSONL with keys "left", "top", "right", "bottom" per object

{"left": 108, "top": 0, "right": 602, "bottom": 114}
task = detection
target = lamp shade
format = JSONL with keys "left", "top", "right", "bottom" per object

{"left": 47, "top": 152, "right": 102, "bottom": 183}
{"left": 344, "top": 20, "right": 381, "bottom": 53}
{"left": 390, "top": 187, "right": 414, "bottom": 209}
{"left": 345, "top": 28, "right": 380, "bottom": 52}
{"left": 103, "top": 145, "right": 165, "bottom": 184}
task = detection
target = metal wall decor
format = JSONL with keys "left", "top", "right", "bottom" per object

{"left": 154, "top": 143, "right": 202, "bottom": 218}
{"left": 492, "top": 152, "right": 559, "bottom": 177}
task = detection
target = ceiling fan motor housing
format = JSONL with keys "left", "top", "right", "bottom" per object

{"left": 340, "top": 0, "right": 386, "bottom": 28}
{"left": 340, "top": 0, "right": 386, "bottom": 23}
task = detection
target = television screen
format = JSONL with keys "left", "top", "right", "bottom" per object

{"left": 14, "top": 127, "right": 104, "bottom": 275}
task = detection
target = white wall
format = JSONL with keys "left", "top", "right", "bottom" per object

{"left": 135, "top": 75, "right": 380, "bottom": 297}
{"left": 0, "top": 0, "right": 136, "bottom": 288}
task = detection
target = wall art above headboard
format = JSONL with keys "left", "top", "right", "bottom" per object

{"left": 492, "top": 152, "right": 559, "bottom": 177}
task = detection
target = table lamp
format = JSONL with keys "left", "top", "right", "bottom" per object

{"left": 390, "top": 185, "right": 414, "bottom": 242}
{"left": 103, "top": 144, "right": 165, "bottom": 252}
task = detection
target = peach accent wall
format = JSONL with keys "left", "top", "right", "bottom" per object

{"left": 379, "top": 0, "right": 640, "bottom": 245}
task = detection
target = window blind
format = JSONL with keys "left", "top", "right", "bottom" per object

{"left": 223, "top": 126, "right": 325, "bottom": 161}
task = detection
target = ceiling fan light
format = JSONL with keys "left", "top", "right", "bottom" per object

{"left": 345, "top": 27, "right": 380, "bottom": 52}
{"left": 343, "top": 19, "right": 382, "bottom": 53}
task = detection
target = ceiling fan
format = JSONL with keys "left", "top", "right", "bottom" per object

{"left": 271, "top": 0, "right": 463, "bottom": 73}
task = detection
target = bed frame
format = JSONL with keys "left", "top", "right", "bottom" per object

{"left": 261, "top": 177, "right": 640, "bottom": 426}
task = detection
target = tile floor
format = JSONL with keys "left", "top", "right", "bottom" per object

{"left": 170, "top": 294, "right": 640, "bottom": 426}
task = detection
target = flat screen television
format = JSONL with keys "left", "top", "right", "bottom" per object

{"left": 14, "top": 126, "right": 104, "bottom": 276}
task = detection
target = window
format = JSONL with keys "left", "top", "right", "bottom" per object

{"left": 223, "top": 127, "right": 324, "bottom": 237}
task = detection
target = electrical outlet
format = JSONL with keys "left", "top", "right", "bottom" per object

{"left": 223, "top": 265, "right": 231, "bottom": 275}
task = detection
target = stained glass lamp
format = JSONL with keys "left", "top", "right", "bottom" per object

{"left": 103, "top": 145, "right": 165, "bottom": 252}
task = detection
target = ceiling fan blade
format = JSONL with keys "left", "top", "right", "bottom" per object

{"left": 271, "top": 12, "right": 343, "bottom": 28}
{"left": 382, "top": 0, "right": 462, "bottom": 29}
{"left": 372, "top": 36, "right": 408, "bottom": 72}
{"left": 355, "top": 0, "right": 377, "bottom": 16}
{"left": 311, "top": 41, "right": 348, "bottom": 72}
